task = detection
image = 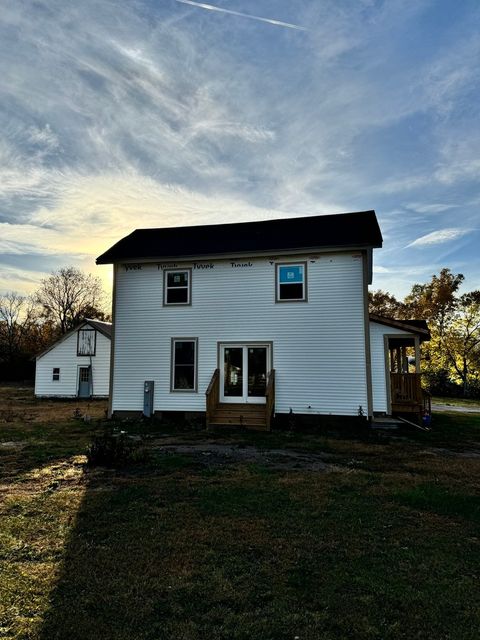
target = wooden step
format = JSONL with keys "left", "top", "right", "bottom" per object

{"left": 213, "top": 409, "right": 266, "bottom": 419}
{"left": 208, "top": 420, "right": 269, "bottom": 431}
{"left": 216, "top": 403, "right": 266, "bottom": 412}
{"left": 211, "top": 413, "right": 266, "bottom": 424}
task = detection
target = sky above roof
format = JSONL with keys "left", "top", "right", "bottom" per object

{"left": 1, "top": 0, "right": 479, "bottom": 298}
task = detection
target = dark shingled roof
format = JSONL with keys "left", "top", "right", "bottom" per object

{"left": 96, "top": 210, "right": 382, "bottom": 264}
{"left": 85, "top": 319, "right": 112, "bottom": 338}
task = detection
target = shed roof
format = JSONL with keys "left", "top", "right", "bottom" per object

{"left": 85, "top": 319, "right": 112, "bottom": 338}
{"left": 96, "top": 210, "right": 382, "bottom": 264}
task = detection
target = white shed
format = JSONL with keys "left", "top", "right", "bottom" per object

{"left": 34, "top": 319, "right": 111, "bottom": 398}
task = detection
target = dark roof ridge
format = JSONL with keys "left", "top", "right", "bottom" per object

{"left": 96, "top": 210, "right": 382, "bottom": 265}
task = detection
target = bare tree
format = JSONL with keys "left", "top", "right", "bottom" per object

{"left": 0, "top": 292, "right": 36, "bottom": 365}
{"left": 35, "top": 267, "right": 106, "bottom": 334}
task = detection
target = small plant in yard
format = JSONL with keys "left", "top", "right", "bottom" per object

{"left": 86, "top": 429, "right": 149, "bottom": 467}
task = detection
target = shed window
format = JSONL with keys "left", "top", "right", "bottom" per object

{"left": 171, "top": 339, "right": 197, "bottom": 391}
{"left": 52, "top": 367, "right": 60, "bottom": 381}
{"left": 276, "top": 263, "right": 306, "bottom": 301}
{"left": 164, "top": 270, "right": 191, "bottom": 305}
{"left": 77, "top": 328, "right": 96, "bottom": 355}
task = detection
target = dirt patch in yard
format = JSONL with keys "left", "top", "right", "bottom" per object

{"left": 154, "top": 442, "right": 339, "bottom": 471}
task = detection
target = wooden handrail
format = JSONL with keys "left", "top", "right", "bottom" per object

{"left": 205, "top": 369, "right": 220, "bottom": 428}
{"left": 265, "top": 369, "right": 275, "bottom": 430}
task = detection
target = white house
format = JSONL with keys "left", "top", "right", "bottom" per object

{"left": 96, "top": 210, "right": 429, "bottom": 428}
{"left": 34, "top": 319, "right": 112, "bottom": 398}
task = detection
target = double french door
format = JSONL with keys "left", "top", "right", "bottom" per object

{"left": 220, "top": 344, "right": 271, "bottom": 404}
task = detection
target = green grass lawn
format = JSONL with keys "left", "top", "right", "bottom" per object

{"left": 1, "top": 389, "right": 480, "bottom": 640}
{"left": 432, "top": 395, "right": 480, "bottom": 408}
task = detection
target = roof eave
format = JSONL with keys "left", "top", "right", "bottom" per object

{"left": 369, "top": 314, "right": 431, "bottom": 341}
{"left": 96, "top": 242, "right": 382, "bottom": 265}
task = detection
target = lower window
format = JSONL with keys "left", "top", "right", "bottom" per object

{"left": 52, "top": 367, "right": 60, "bottom": 381}
{"left": 171, "top": 338, "right": 198, "bottom": 391}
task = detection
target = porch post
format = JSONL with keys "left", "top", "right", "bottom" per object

{"left": 395, "top": 347, "right": 402, "bottom": 373}
{"left": 414, "top": 336, "right": 421, "bottom": 373}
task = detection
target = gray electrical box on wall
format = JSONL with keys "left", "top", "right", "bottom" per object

{"left": 143, "top": 380, "right": 154, "bottom": 417}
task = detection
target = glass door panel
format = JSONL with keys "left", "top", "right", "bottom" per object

{"left": 248, "top": 347, "right": 267, "bottom": 398}
{"left": 223, "top": 347, "right": 243, "bottom": 398}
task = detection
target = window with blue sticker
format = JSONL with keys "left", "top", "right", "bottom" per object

{"left": 164, "top": 269, "right": 191, "bottom": 305}
{"left": 277, "top": 263, "right": 306, "bottom": 301}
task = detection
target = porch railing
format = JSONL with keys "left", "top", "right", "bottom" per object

{"left": 390, "top": 372, "right": 423, "bottom": 406}
{"left": 265, "top": 369, "right": 276, "bottom": 430}
{"left": 205, "top": 369, "right": 219, "bottom": 427}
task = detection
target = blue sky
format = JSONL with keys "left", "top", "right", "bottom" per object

{"left": 0, "top": 0, "right": 479, "bottom": 297}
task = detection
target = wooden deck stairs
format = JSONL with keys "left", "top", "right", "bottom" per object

{"left": 205, "top": 368, "right": 275, "bottom": 431}
{"left": 208, "top": 403, "right": 268, "bottom": 430}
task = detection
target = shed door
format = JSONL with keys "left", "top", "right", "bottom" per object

{"left": 78, "top": 367, "right": 91, "bottom": 398}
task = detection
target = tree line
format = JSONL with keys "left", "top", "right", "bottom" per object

{"left": 2, "top": 265, "right": 479, "bottom": 397}
{"left": 370, "top": 268, "right": 480, "bottom": 398}
{"left": 0, "top": 267, "right": 109, "bottom": 381}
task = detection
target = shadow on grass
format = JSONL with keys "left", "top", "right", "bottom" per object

{"left": 394, "top": 482, "right": 480, "bottom": 524}
{"left": 34, "top": 452, "right": 480, "bottom": 640}
{"left": 2, "top": 411, "right": 472, "bottom": 640}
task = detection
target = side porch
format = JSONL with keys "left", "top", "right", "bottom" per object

{"left": 370, "top": 315, "right": 431, "bottom": 424}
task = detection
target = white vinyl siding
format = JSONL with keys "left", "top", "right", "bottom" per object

{"left": 35, "top": 325, "right": 110, "bottom": 397}
{"left": 369, "top": 321, "right": 416, "bottom": 413}
{"left": 112, "top": 252, "right": 368, "bottom": 416}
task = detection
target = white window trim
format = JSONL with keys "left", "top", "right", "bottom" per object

{"left": 163, "top": 269, "right": 192, "bottom": 306}
{"left": 275, "top": 262, "right": 307, "bottom": 302}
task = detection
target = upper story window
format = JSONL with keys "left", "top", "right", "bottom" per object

{"left": 77, "top": 328, "right": 96, "bottom": 355}
{"left": 276, "top": 263, "right": 307, "bottom": 302}
{"left": 52, "top": 367, "right": 60, "bottom": 381}
{"left": 164, "top": 269, "right": 191, "bottom": 305}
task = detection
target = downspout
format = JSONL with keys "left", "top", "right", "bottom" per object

{"left": 362, "top": 250, "right": 374, "bottom": 420}
{"left": 89, "top": 353, "right": 93, "bottom": 398}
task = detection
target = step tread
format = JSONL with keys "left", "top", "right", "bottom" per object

{"left": 208, "top": 421, "right": 269, "bottom": 431}
{"left": 217, "top": 403, "right": 266, "bottom": 410}
{"left": 213, "top": 411, "right": 266, "bottom": 418}
{"left": 211, "top": 417, "right": 267, "bottom": 425}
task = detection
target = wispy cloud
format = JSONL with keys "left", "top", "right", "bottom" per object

{"left": 406, "top": 203, "right": 457, "bottom": 215}
{"left": 408, "top": 228, "right": 471, "bottom": 248}
{"left": 0, "top": 0, "right": 479, "bottom": 296}
{"left": 175, "top": 1, "right": 308, "bottom": 31}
